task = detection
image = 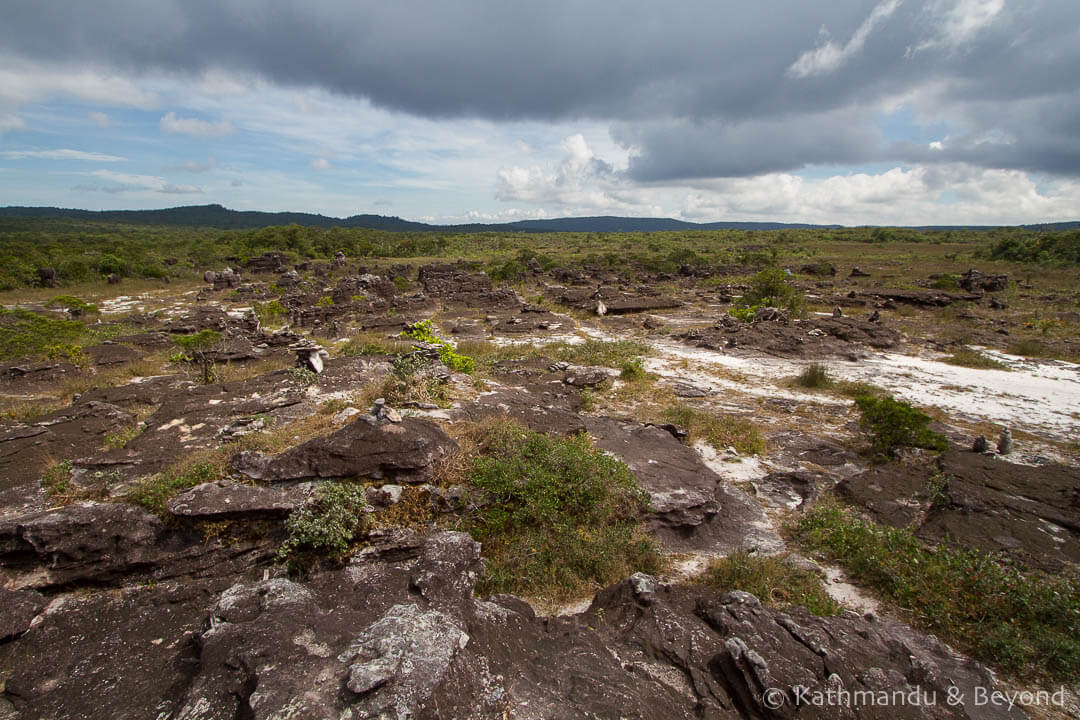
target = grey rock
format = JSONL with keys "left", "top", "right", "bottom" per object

{"left": 340, "top": 603, "right": 469, "bottom": 715}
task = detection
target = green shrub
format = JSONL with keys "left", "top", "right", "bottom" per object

{"left": 797, "top": 499, "right": 1080, "bottom": 683}
{"left": 392, "top": 275, "right": 409, "bottom": 292}
{"left": 854, "top": 395, "right": 947, "bottom": 459}
{"left": 277, "top": 482, "right": 371, "bottom": 562}
{"left": 48, "top": 295, "right": 99, "bottom": 316}
{"left": 738, "top": 267, "right": 805, "bottom": 316}
{"left": 461, "top": 424, "right": 661, "bottom": 600}
{"left": 699, "top": 549, "right": 840, "bottom": 616}
{"left": 929, "top": 274, "right": 960, "bottom": 290}
{"left": 40, "top": 460, "right": 73, "bottom": 499}
{"left": 288, "top": 366, "right": 319, "bottom": 387}
{"left": 0, "top": 308, "right": 88, "bottom": 361}
{"left": 44, "top": 342, "right": 89, "bottom": 367}
{"left": 252, "top": 300, "right": 287, "bottom": 324}
{"left": 727, "top": 306, "right": 759, "bottom": 323}
{"left": 619, "top": 356, "right": 649, "bottom": 381}
{"left": 401, "top": 319, "right": 475, "bottom": 373}
{"left": 660, "top": 405, "right": 765, "bottom": 455}
{"left": 316, "top": 295, "right": 334, "bottom": 307}
{"left": 127, "top": 461, "right": 219, "bottom": 515}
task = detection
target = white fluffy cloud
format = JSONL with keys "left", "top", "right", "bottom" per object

{"left": 492, "top": 134, "right": 1080, "bottom": 226}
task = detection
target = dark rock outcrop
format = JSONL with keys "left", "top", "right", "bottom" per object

{"left": 233, "top": 416, "right": 457, "bottom": 484}
{"left": 839, "top": 451, "right": 1080, "bottom": 571}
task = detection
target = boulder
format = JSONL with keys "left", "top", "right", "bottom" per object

{"left": 233, "top": 416, "right": 457, "bottom": 484}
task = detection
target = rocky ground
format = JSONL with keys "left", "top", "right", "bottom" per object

{"left": 1, "top": 256, "right": 1078, "bottom": 719}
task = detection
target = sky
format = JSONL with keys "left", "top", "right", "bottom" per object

{"left": 1, "top": 0, "right": 1079, "bottom": 226}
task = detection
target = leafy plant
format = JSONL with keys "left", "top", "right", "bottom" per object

{"left": 252, "top": 300, "right": 287, "bottom": 324}
{"left": 460, "top": 423, "right": 660, "bottom": 600}
{"left": 699, "top": 549, "right": 841, "bottom": 616}
{"left": 45, "top": 342, "right": 89, "bottom": 368}
{"left": 104, "top": 425, "right": 142, "bottom": 449}
{"left": 316, "top": 295, "right": 334, "bottom": 307}
{"left": 737, "top": 267, "right": 806, "bottom": 316}
{"left": 40, "top": 460, "right": 73, "bottom": 499}
{"left": 401, "top": 319, "right": 475, "bottom": 373}
{"left": 854, "top": 394, "right": 948, "bottom": 459}
{"left": 278, "top": 482, "right": 371, "bottom": 562}
{"left": 288, "top": 366, "right": 318, "bottom": 387}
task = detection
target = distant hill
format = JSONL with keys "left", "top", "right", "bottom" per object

{"left": 0, "top": 204, "right": 1076, "bottom": 233}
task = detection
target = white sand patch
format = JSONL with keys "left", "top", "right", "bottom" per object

{"left": 821, "top": 565, "right": 880, "bottom": 615}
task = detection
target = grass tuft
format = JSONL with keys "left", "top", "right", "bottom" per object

{"left": 943, "top": 347, "right": 1009, "bottom": 370}
{"left": 698, "top": 549, "right": 841, "bottom": 616}
{"left": 659, "top": 404, "right": 765, "bottom": 455}
{"left": 793, "top": 362, "right": 833, "bottom": 388}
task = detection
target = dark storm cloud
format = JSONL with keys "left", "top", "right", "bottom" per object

{"left": 3, "top": 0, "right": 1079, "bottom": 177}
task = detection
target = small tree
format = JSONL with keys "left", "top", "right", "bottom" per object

{"left": 855, "top": 395, "right": 948, "bottom": 460}
{"left": 739, "top": 267, "right": 806, "bottom": 316}
{"left": 173, "top": 330, "right": 222, "bottom": 384}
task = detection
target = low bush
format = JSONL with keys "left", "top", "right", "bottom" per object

{"left": 737, "top": 267, "right": 806, "bottom": 316}
{"left": 461, "top": 423, "right": 661, "bottom": 600}
{"left": 277, "top": 482, "right": 371, "bottom": 562}
{"left": 40, "top": 460, "right": 74, "bottom": 499}
{"left": 47, "top": 295, "right": 99, "bottom": 316}
{"left": 699, "top": 549, "right": 841, "bottom": 616}
{"left": 401, "top": 319, "right": 475, "bottom": 373}
{"left": 854, "top": 394, "right": 947, "bottom": 459}
{"left": 660, "top": 405, "right": 765, "bottom": 455}
{"left": 252, "top": 300, "right": 287, "bottom": 324}
{"left": 0, "top": 308, "right": 87, "bottom": 361}
{"left": 797, "top": 499, "right": 1080, "bottom": 683}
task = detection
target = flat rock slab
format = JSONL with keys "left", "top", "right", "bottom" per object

{"left": 167, "top": 482, "right": 310, "bottom": 518}
{"left": 0, "top": 502, "right": 165, "bottom": 589}
{"left": 584, "top": 416, "right": 767, "bottom": 551}
{"left": 840, "top": 450, "right": 1080, "bottom": 571}
{"left": 84, "top": 343, "right": 144, "bottom": 367}
{"left": 682, "top": 316, "right": 901, "bottom": 359}
{"left": 233, "top": 416, "right": 457, "bottom": 484}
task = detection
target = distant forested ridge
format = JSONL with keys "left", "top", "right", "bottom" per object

{"left": 4, "top": 204, "right": 1075, "bottom": 233}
